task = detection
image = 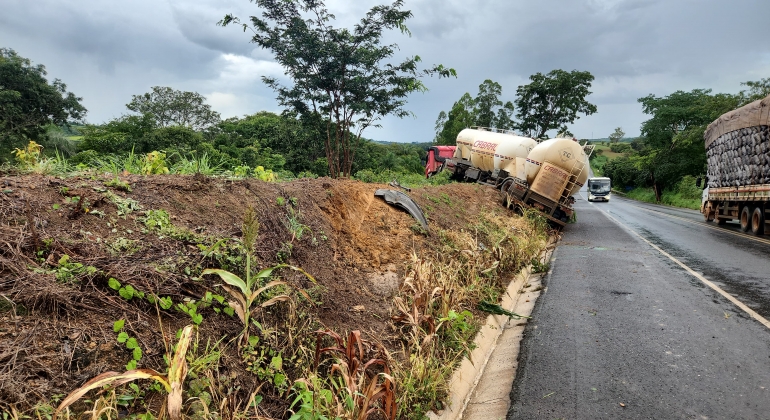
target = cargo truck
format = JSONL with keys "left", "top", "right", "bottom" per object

{"left": 700, "top": 94, "right": 770, "bottom": 235}
{"left": 444, "top": 127, "right": 593, "bottom": 228}
{"left": 425, "top": 145, "right": 456, "bottom": 178}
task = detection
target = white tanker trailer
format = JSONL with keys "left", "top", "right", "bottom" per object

{"left": 448, "top": 128, "right": 593, "bottom": 228}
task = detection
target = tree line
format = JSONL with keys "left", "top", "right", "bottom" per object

{"left": 1, "top": 0, "right": 451, "bottom": 179}
{"left": 433, "top": 70, "right": 598, "bottom": 144}
{"left": 601, "top": 80, "right": 769, "bottom": 201}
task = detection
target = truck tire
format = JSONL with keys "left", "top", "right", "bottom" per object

{"left": 499, "top": 178, "right": 514, "bottom": 209}
{"left": 703, "top": 202, "right": 715, "bottom": 222}
{"left": 751, "top": 206, "right": 765, "bottom": 235}
{"left": 740, "top": 206, "right": 752, "bottom": 232}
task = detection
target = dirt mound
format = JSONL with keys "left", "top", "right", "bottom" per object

{"left": 0, "top": 172, "right": 521, "bottom": 413}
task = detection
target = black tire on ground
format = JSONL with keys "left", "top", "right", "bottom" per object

{"left": 751, "top": 206, "right": 765, "bottom": 235}
{"left": 703, "top": 202, "right": 715, "bottom": 222}
{"left": 740, "top": 206, "right": 752, "bottom": 232}
{"left": 500, "top": 179, "right": 514, "bottom": 209}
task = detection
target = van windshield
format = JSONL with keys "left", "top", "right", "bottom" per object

{"left": 589, "top": 180, "right": 611, "bottom": 193}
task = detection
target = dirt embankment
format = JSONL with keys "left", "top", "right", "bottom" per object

{"left": 0, "top": 172, "right": 526, "bottom": 415}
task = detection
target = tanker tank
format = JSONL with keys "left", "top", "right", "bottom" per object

{"left": 454, "top": 128, "right": 537, "bottom": 177}
{"left": 524, "top": 137, "right": 588, "bottom": 196}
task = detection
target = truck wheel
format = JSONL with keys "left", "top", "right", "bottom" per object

{"left": 703, "top": 202, "right": 715, "bottom": 222}
{"left": 751, "top": 207, "right": 765, "bottom": 235}
{"left": 739, "top": 206, "right": 752, "bottom": 232}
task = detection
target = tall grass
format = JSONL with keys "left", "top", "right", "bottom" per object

{"left": 623, "top": 176, "right": 702, "bottom": 210}
{"left": 169, "top": 152, "right": 224, "bottom": 175}
{"left": 391, "top": 212, "right": 548, "bottom": 418}
{"left": 354, "top": 169, "right": 453, "bottom": 187}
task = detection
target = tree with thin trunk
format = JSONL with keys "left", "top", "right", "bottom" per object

{"left": 514, "top": 69, "right": 597, "bottom": 139}
{"left": 220, "top": 0, "right": 455, "bottom": 178}
{"left": 608, "top": 127, "right": 625, "bottom": 143}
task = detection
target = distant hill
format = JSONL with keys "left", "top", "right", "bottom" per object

{"left": 585, "top": 137, "right": 635, "bottom": 143}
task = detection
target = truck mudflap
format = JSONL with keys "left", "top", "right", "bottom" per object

{"left": 374, "top": 189, "right": 429, "bottom": 232}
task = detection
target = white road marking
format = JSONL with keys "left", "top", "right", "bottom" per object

{"left": 616, "top": 198, "right": 770, "bottom": 246}
{"left": 581, "top": 194, "right": 770, "bottom": 330}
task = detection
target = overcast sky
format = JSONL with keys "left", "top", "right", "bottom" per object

{"left": 2, "top": 0, "right": 768, "bottom": 142}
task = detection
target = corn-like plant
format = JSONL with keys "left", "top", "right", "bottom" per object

{"left": 55, "top": 325, "right": 196, "bottom": 420}
{"left": 313, "top": 330, "right": 396, "bottom": 420}
{"left": 203, "top": 207, "right": 315, "bottom": 345}
{"left": 202, "top": 264, "right": 315, "bottom": 346}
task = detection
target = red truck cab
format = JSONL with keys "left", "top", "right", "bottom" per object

{"left": 425, "top": 146, "right": 456, "bottom": 178}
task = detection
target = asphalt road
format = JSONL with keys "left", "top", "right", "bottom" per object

{"left": 507, "top": 192, "right": 770, "bottom": 419}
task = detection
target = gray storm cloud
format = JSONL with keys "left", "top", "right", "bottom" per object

{"left": 1, "top": 0, "right": 768, "bottom": 141}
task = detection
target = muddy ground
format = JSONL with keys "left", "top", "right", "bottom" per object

{"left": 0, "top": 171, "right": 534, "bottom": 416}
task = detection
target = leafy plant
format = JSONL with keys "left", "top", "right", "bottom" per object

{"left": 243, "top": 346, "right": 288, "bottom": 393}
{"left": 233, "top": 165, "right": 251, "bottom": 177}
{"left": 54, "top": 254, "right": 98, "bottom": 283}
{"left": 176, "top": 299, "right": 204, "bottom": 325}
{"left": 289, "top": 375, "right": 337, "bottom": 420}
{"left": 105, "top": 177, "right": 131, "bottom": 192}
{"left": 108, "top": 278, "right": 145, "bottom": 301}
{"left": 113, "top": 319, "right": 144, "bottom": 370}
{"left": 13, "top": 140, "right": 44, "bottom": 168}
{"left": 530, "top": 257, "right": 550, "bottom": 273}
{"left": 253, "top": 165, "right": 276, "bottom": 181}
{"left": 141, "top": 151, "right": 169, "bottom": 175}
{"left": 108, "top": 237, "right": 141, "bottom": 255}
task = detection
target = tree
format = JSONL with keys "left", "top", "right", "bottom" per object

{"left": 636, "top": 89, "right": 740, "bottom": 201}
{"left": 738, "top": 77, "right": 770, "bottom": 106}
{"left": 494, "top": 101, "right": 515, "bottom": 131}
{"left": 433, "top": 79, "right": 515, "bottom": 145}
{"left": 0, "top": 48, "right": 86, "bottom": 157}
{"left": 435, "top": 93, "right": 475, "bottom": 145}
{"left": 474, "top": 80, "right": 503, "bottom": 128}
{"left": 608, "top": 127, "right": 625, "bottom": 143}
{"left": 514, "top": 69, "right": 597, "bottom": 139}
{"left": 126, "top": 86, "right": 221, "bottom": 130}
{"left": 220, "top": 0, "right": 455, "bottom": 178}
{"left": 433, "top": 110, "right": 447, "bottom": 143}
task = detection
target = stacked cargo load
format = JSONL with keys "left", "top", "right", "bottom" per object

{"left": 704, "top": 95, "right": 770, "bottom": 187}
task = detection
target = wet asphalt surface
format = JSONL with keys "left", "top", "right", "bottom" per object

{"left": 507, "top": 193, "right": 770, "bottom": 419}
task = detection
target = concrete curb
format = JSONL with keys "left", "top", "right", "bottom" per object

{"left": 427, "top": 240, "right": 557, "bottom": 420}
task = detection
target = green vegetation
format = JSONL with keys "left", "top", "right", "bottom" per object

{"left": 435, "top": 70, "right": 597, "bottom": 144}
{"left": 220, "top": 0, "right": 455, "bottom": 178}
{"left": 587, "top": 80, "right": 769, "bottom": 209}
{"left": 0, "top": 48, "right": 86, "bottom": 162}
{"left": 623, "top": 176, "right": 702, "bottom": 210}
{"left": 514, "top": 69, "right": 598, "bottom": 139}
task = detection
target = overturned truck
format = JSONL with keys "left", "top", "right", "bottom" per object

{"left": 447, "top": 128, "right": 593, "bottom": 228}
{"left": 701, "top": 94, "right": 770, "bottom": 234}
